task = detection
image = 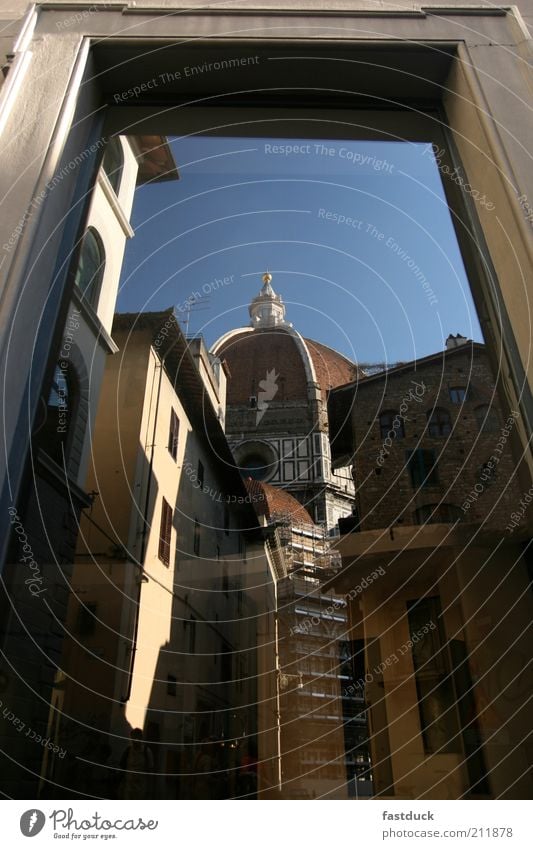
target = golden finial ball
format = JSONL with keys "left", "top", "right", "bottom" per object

{"left": 262, "top": 272, "right": 272, "bottom": 285}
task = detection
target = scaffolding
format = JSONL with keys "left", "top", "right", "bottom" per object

{"left": 268, "top": 511, "right": 341, "bottom": 579}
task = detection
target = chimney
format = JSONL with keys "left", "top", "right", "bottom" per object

{"left": 445, "top": 333, "right": 469, "bottom": 350}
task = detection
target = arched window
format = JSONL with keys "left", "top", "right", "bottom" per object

{"left": 379, "top": 410, "right": 405, "bottom": 440}
{"left": 475, "top": 404, "right": 499, "bottom": 433}
{"left": 35, "top": 362, "right": 78, "bottom": 467}
{"left": 427, "top": 406, "right": 452, "bottom": 437}
{"left": 414, "top": 503, "right": 462, "bottom": 525}
{"left": 74, "top": 227, "right": 105, "bottom": 309}
{"left": 101, "top": 137, "right": 124, "bottom": 194}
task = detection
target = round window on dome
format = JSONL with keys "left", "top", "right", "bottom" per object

{"left": 234, "top": 440, "right": 277, "bottom": 483}
{"left": 240, "top": 454, "right": 271, "bottom": 480}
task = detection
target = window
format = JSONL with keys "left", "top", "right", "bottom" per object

{"left": 239, "top": 453, "right": 270, "bottom": 480}
{"left": 187, "top": 617, "right": 196, "bottom": 654}
{"left": 479, "top": 461, "right": 496, "bottom": 484}
{"left": 167, "top": 674, "right": 177, "bottom": 697}
{"left": 449, "top": 386, "right": 467, "bottom": 404}
{"left": 74, "top": 227, "right": 105, "bottom": 309}
{"left": 221, "top": 642, "right": 232, "bottom": 682}
{"left": 379, "top": 410, "right": 405, "bottom": 440}
{"left": 101, "top": 136, "right": 124, "bottom": 194}
{"left": 36, "top": 361, "right": 77, "bottom": 466}
{"left": 249, "top": 395, "right": 257, "bottom": 408}
{"left": 168, "top": 409, "right": 179, "bottom": 460}
{"left": 158, "top": 498, "right": 172, "bottom": 566}
{"left": 406, "top": 597, "right": 461, "bottom": 754}
{"left": 475, "top": 404, "right": 499, "bottom": 434}
{"left": 427, "top": 407, "right": 452, "bottom": 437}
{"left": 237, "top": 656, "right": 245, "bottom": 693}
{"left": 406, "top": 448, "right": 439, "bottom": 489}
{"left": 197, "top": 460, "right": 204, "bottom": 489}
{"left": 414, "top": 503, "right": 462, "bottom": 524}
{"left": 76, "top": 602, "right": 97, "bottom": 637}
{"left": 193, "top": 518, "right": 201, "bottom": 556}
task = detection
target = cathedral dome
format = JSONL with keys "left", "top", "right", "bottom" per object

{"left": 212, "top": 276, "right": 360, "bottom": 404}
{"left": 245, "top": 478, "right": 315, "bottom": 527}
{"left": 211, "top": 275, "right": 358, "bottom": 530}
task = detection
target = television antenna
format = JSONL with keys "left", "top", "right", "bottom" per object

{"left": 178, "top": 295, "right": 211, "bottom": 336}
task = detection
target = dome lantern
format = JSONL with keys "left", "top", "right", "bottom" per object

{"left": 249, "top": 272, "right": 287, "bottom": 328}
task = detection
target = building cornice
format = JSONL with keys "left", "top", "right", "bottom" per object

{"left": 39, "top": 2, "right": 512, "bottom": 20}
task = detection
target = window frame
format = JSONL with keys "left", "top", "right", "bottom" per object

{"left": 36, "top": 359, "right": 79, "bottom": 469}
{"left": 158, "top": 497, "right": 172, "bottom": 566}
{"left": 426, "top": 406, "right": 452, "bottom": 438}
{"left": 74, "top": 226, "right": 106, "bottom": 310}
{"left": 475, "top": 403, "right": 499, "bottom": 434}
{"left": 3, "top": 17, "right": 531, "bottom": 588}
{"left": 406, "top": 448, "right": 439, "bottom": 489}
{"left": 449, "top": 386, "right": 467, "bottom": 404}
{"left": 379, "top": 410, "right": 405, "bottom": 440}
{"left": 101, "top": 136, "right": 124, "bottom": 195}
{"left": 168, "top": 408, "right": 179, "bottom": 460}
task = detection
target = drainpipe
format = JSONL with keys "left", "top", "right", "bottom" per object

{"left": 274, "top": 580, "right": 282, "bottom": 795}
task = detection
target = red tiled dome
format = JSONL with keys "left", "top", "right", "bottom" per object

{"left": 245, "top": 478, "right": 315, "bottom": 527}
{"left": 305, "top": 338, "right": 359, "bottom": 396}
{"left": 216, "top": 327, "right": 359, "bottom": 404}
{"left": 217, "top": 328, "right": 309, "bottom": 404}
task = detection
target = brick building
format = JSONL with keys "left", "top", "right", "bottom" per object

{"left": 326, "top": 335, "right": 533, "bottom": 799}
{"left": 329, "top": 334, "right": 525, "bottom": 533}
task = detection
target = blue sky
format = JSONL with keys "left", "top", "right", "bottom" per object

{"left": 117, "top": 135, "right": 483, "bottom": 366}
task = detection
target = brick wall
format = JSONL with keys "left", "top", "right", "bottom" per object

{"left": 348, "top": 345, "right": 522, "bottom": 532}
